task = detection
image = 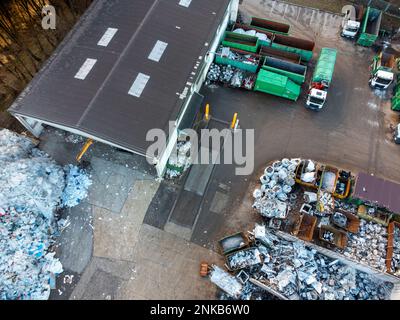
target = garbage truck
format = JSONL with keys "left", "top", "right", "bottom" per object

{"left": 369, "top": 52, "right": 395, "bottom": 90}
{"left": 306, "top": 48, "right": 337, "bottom": 110}
{"left": 357, "top": 7, "right": 382, "bottom": 47}
{"left": 341, "top": 4, "right": 364, "bottom": 38}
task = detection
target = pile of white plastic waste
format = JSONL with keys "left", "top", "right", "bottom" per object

{"left": 252, "top": 159, "right": 299, "bottom": 219}
{"left": 233, "top": 28, "right": 270, "bottom": 43}
{"left": 0, "top": 129, "right": 91, "bottom": 300}
{"left": 165, "top": 141, "right": 192, "bottom": 179}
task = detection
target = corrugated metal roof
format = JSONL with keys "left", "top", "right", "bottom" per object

{"left": 9, "top": 0, "right": 231, "bottom": 155}
{"left": 353, "top": 172, "right": 400, "bottom": 214}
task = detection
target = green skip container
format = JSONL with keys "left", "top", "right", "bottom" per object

{"left": 222, "top": 31, "right": 259, "bottom": 53}
{"left": 271, "top": 34, "right": 315, "bottom": 62}
{"left": 357, "top": 7, "right": 382, "bottom": 47}
{"left": 254, "top": 69, "right": 301, "bottom": 101}
{"left": 215, "top": 47, "right": 261, "bottom": 73}
{"left": 250, "top": 17, "right": 290, "bottom": 36}
{"left": 262, "top": 56, "right": 307, "bottom": 84}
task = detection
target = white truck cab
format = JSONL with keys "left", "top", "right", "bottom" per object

{"left": 341, "top": 20, "right": 361, "bottom": 38}
{"left": 306, "top": 88, "right": 327, "bottom": 110}
{"left": 370, "top": 69, "right": 394, "bottom": 90}
{"left": 395, "top": 124, "right": 400, "bottom": 144}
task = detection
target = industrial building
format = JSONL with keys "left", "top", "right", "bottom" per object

{"left": 9, "top": 0, "right": 239, "bottom": 176}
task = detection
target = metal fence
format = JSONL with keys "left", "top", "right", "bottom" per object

{"left": 349, "top": 0, "right": 400, "bottom": 19}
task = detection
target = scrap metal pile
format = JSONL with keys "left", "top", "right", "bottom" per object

{"left": 210, "top": 225, "right": 393, "bottom": 300}
{"left": 252, "top": 159, "right": 298, "bottom": 219}
{"left": 391, "top": 226, "right": 400, "bottom": 275}
{"left": 343, "top": 220, "right": 388, "bottom": 272}
{"left": 217, "top": 46, "right": 259, "bottom": 68}
{"left": 0, "top": 129, "right": 91, "bottom": 300}
{"left": 206, "top": 63, "right": 256, "bottom": 90}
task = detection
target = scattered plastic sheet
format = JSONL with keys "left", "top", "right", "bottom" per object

{"left": 61, "top": 165, "right": 92, "bottom": 208}
{"left": 0, "top": 129, "right": 90, "bottom": 300}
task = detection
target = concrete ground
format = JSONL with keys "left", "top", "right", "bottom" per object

{"left": 43, "top": 128, "right": 222, "bottom": 300}
{"left": 44, "top": 0, "right": 400, "bottom": 300}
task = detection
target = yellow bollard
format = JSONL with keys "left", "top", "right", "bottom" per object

{"left": 231, "top": 113, "right": 238, "bottom": 129}
{"left": 76, "top": 139, "right": 94, "bottom": 162}
{"left": 205, "top": 103, "right": 210, "bottom": 121}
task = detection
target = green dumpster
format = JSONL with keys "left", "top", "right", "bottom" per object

{"left": 357, "top": 7, "right": 382, "bottom": 47}
{"left": 254, "top": 69, "right": 301, "bottom": 101}
{"left": 392, "top": 96, "right": 400, "bottom": 111}
{"left": 215, "top": 47, "right": 260, "bottom": 73}
{"left": 261, "top": 56, "right": 307, "bottom": 84}
{"left": 222, "top": 32, "right": 259, "bottom": 53}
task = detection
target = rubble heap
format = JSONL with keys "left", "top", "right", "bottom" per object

{"left": 252, "top": 159, "right": 298, "bottom": 219}
{"left": 252, "top": 225, "right": 392, "bottom": 300}
{"left": 343, "top": 220, "right": 388, "bottom": 272}
{"left": 391, "top": 226, "right": 400, "bottom": 276}
{"left": 0, "top": 129, "right": 91, "bottom": 300}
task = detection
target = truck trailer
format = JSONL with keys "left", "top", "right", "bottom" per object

{"left": 341, "top": 4, "right": 364, "bottom": 38}
{"left": 369, "top": 52, "right": 395, "bottom": 90}
{"left": 357, "top": 7, "right": 382, "bottom": 47}
{"left": 306, "top": 48, "right": 337, "bottom": 110}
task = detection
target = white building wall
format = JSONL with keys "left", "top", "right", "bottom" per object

{"left": 155, "top": 0, "right": 237, "bottom": 176}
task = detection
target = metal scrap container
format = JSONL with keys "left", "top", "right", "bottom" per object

{"left": 262, "top": 56, "right": 307, "bottom": 84}
{"left": 254, "top": 69, "right": 301, "bottom": 101}
{"left": 250, "top": 17, "right": 290, "bottom": 35}
{"left": 259, "top": 45, "right": 301, "bottom": 64}
{"left": 222, "top": 31, "right": 259, "bottom": 53}
{"left": 312, "top": 48, "right": 337, "bottom": 86}
{"left": 215, "top": 47, "right": 261, "bottom": 73}
{"left": 233, "top": 23, "right": 273, "bottom": 47}
{"left": 271, "top": 34, "right": 315, "bottom": 62}
{"left": 357, "top": 7, "right": 382, "bottom": 47}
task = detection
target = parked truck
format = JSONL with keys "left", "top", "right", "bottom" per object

{"left": 254, "top": 69, "right": 301, "bottom": 101}
{"left": 306, "top": 48, "right": 337, "bottom": 110}
{"left": 357, "top": 7, "right": 382, "bottom": 47}
{"left": 341, "top": 4, "right": 364, "bottom": 38}
{"left": 369, "top": 52, "right": 395, "bottom": 90}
